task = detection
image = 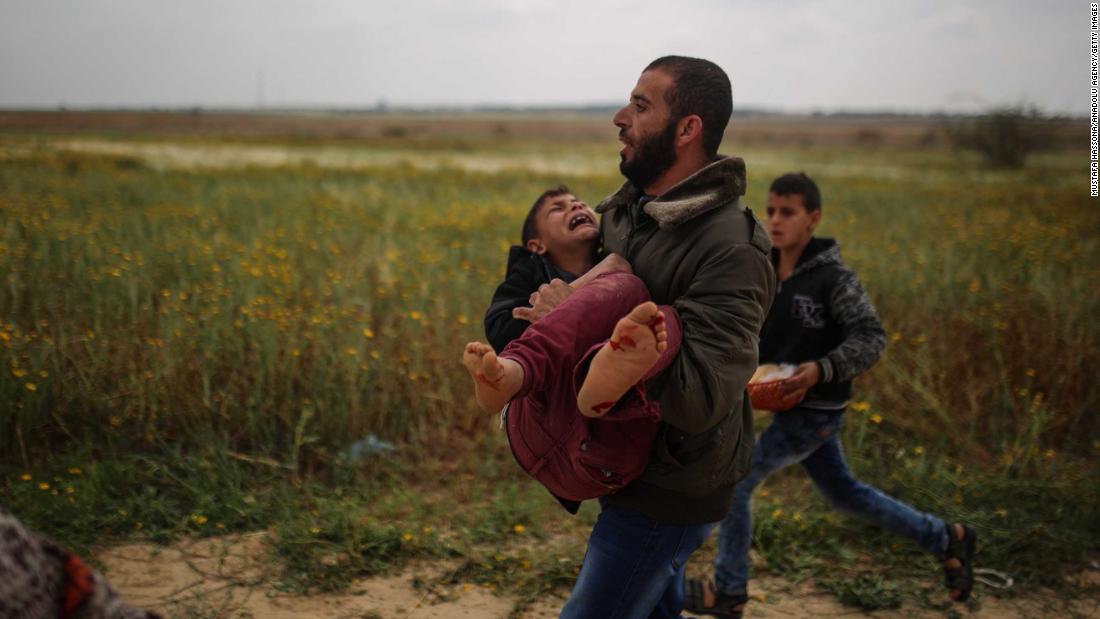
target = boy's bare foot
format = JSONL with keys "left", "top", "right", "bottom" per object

{"left": 577, "top": 302, "right": 667, "bottom": 418}
{"left": 462, "top": 342, "right": 524, "bottom": 413}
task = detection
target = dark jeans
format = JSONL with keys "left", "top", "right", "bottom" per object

{"left": 714, "top": 409, "right": 950, "bottom": 596}
{"left": 560, "top": 501, "right": 715, "bottom": 619}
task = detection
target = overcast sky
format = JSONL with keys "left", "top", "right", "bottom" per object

{"left": 0, "top": 0, "right": 1083, "bottom": 114}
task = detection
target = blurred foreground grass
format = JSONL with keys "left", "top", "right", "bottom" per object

{"left": 0, "top": 132, "right": 1097, "bottom": 614}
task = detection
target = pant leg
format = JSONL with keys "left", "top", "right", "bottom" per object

{"left": 801, "top": 427, "right": 950, "bottom": 558}
{"left": 713, "top": 411, "right": 843, "bottom": 596}
{"left": 560, "top": 503, "right": 714, "bottom": 619}
{"left": 648, "top": 523, "right": 714, "bottom": 619}
{"left": 502, "top": 272, "right": 650, "bottom": 397}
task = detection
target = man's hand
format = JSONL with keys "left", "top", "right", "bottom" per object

{"left": 778, "top": 361, "right": 821, "bottom": 401}
{"left": 570, "top": 253, "right": 633, "bottom": 289}
{"left": 512, "top": 279, "right": 574, "bottom": 323}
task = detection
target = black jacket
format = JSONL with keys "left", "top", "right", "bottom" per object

{"left": 761, "top": 237, "right": 887, "bottom": 410}
{"left": 484, "top": 246, "right": 580, "bottom": 353}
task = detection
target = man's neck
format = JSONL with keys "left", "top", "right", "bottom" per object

{"left": 643, "top": 150, "right": 713, "bottom": 196}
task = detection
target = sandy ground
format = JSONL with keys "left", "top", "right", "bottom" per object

{"left": 99, "top": 533, "right": 1099, "bottom": 619}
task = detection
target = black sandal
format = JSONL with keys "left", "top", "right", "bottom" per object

{"left": 943, "top": 523, "right": 977, "bottom": 602}
{"left": 683, "top": 578, "right": 748, "bottom": 619}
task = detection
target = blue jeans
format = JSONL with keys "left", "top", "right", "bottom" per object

{"left": 714, "top": 409, "right": 950, "bottom": 596}
{"left": 561, "top": 501, "right": 715, "bottom": 619}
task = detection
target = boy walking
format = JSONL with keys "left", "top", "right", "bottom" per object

{"left": 685, "top": 173, "right": 976, "bottom": 618}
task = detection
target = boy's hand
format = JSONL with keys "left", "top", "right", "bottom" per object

{"left": 778, "top": 361, "right": 821, "bottom": 400}
{"left": 512, "top": 279, "right": 574, "bottom": 323}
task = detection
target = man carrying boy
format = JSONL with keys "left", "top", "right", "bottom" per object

{"left": 684, "top": 172, "right": 977, "bottom": 619}
{"left": 511, "top": 56, "right": 775, "bottom": 618}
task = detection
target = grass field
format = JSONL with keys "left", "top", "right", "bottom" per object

{"left": 0, "top": 113, "right": 1097, "bottom": 617}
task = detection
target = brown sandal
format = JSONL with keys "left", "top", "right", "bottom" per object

{"left": 683, "top": 578, "right": 748, "bottom": 619}
{"left": 943, "top": 523, "right": 977, "bottom": 602}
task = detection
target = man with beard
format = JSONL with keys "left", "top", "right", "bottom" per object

{"left": 523, "top": 56, "right": 775, "bottom": 618}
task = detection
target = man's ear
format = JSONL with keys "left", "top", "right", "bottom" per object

{"left": 526, "top": 238, "right": 547, "bottom": 255}
{"left": 676, "top": 114, "right": 703, "bottom": 149}
{"left": 808, "top": 209, "right": 822, "bottom": 231}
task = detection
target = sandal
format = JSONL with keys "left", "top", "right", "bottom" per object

{"left": 684, "top": 578, "right": 748, "bottom": 619}
{"left": 943, "top": 523, "right": 977, "bottom": 602}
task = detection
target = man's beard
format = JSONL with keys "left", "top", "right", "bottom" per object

{"left": 619, "top": 120, "right": 679, "bottom": 191}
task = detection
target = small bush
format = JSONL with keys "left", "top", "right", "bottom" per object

{"left": 947, "top": 106, "right": 1054, "bottom": 168}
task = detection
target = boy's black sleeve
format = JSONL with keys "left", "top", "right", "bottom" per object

{"left": 484, "top": 257, "right": 538, "bottom": 353}
{"left": 818, "top": 269, "right": 887, "bottom": 383}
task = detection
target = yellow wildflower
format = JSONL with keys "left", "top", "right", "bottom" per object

{"left": 26, "top": 383, "right": 37, "bottom": 392}
{"left": 362, "top": 328, "right": 375, "bottom": 338}
{"left": 851, "top": 401, "right": 871, "bottom": 413}
{"left": 39, "top": 482, "right": 50, "bottom": 490}
{"left": 870, "top": 414, "right": 883, "bottom": 424}
{"left": 513, "top": 524, "right": 526, "bottom": 534}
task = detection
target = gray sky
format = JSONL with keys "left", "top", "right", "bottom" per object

{"left": 0, "top": 0, "right": 1083, "bottom": 114}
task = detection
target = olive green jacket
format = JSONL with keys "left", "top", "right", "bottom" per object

{"left": 597, "top": 156, "right": 775, "bottom": 524}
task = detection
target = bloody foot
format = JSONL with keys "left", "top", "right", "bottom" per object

{"left": 462, "top": 342, "right": 524, "bottom": 413}
{"left": 576, "top": 302, "right": 667, "bottom": 418}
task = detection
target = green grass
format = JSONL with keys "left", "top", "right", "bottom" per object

{"left": 1, "top": 133, "right": 1097, "bottom": 614}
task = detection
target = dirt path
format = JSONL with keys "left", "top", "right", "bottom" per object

{"left": 99, "top": 533, "right": 1098, "bottom": 618}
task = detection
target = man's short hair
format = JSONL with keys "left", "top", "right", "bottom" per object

{"left": 769, "top": 172, "right": 822, "bottom": 212}
{"left": 522, "top": 185, "right": 572, "bottom": 244}
{"left": 644, "top": 56, "right": 732, "bottom": 158}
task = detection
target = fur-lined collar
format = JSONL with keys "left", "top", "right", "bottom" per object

{"left": 595, "top": 156, "right": 748, "bottom": 229}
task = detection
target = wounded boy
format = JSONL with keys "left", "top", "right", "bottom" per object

{"left": 463, "top": 186, "right": 679, "bottom": 506}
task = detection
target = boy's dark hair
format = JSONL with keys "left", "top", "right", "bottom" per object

{"left": 644, "top": 56, "right": 732, "bottom": 159}
{"left": 521, "top": 185, "right": 572, "bottom": 245}
{"left": 769, "top": 172, "right": 822, "bottom": 212}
